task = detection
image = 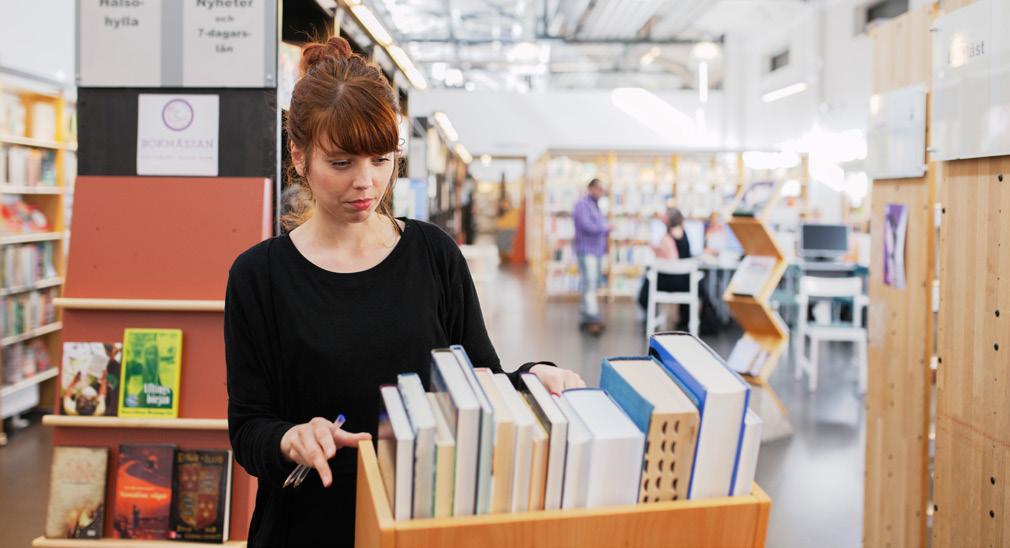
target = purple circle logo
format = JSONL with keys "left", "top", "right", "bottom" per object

{"left": 161, "top": 99, "right": 194, "bottom": 131}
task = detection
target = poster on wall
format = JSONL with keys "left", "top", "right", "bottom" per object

{"left": 931, "top": 0, "right": 1010, "bottom": 160}
{"left": 77, "top": 0, "right": 277, "bottom": 87}
{"left": 883, "top": 203, "right": 908, "bottom": 289}
{"left": 867, "top": 85, "right": 926, "bottom": 179}
{"left": 136, "top": 94, "right": 219, "bottom": 176}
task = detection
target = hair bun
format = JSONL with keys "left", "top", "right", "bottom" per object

{"left": 300, "top": 36, "right": 354, "bottom": 75}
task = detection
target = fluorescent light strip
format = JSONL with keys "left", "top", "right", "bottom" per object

{"left": 350, "top": 4, "right": 392, "bottom": 46}
{"left": 698, "top": 62, "right": 709, "bottom": 104}
{"left": 454, "top": 143, "right": 473, "bottom": 164}
{"left": 432, "top": 112, "right": 459, "bottom": 142}
{"left": 387, "top": 45, "right": 428, "bottom": 90}
{"left": 761, "top": 82, "right": 808, "bottom": 103}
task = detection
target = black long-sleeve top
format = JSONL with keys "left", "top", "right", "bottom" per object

{"left": 225, "top": 219, "right": 537, "bottom": 547}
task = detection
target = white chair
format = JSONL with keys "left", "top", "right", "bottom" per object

{"left": 646, "top": 259, "right": 705, "bottom": 337}
{"left": 794, "top": 276, "right": 868, "bottom": 392}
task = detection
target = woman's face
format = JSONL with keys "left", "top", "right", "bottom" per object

{"left": 292, "top": 142, "right": 395, "bottom": 224}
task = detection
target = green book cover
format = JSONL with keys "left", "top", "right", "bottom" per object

{"left": 118, "top": 329, "right": 182, "bottom": 418}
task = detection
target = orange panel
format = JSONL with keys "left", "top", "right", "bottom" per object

{"left": 64, "top": 176, "right": 272, "bottom": 300}
{"left": 60, "top": 309, "right": 227, "bottom": 419}
{"left": 50, "top": 427, "right": 254, "bottom": 541}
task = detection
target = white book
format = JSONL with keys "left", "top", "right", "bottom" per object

{"left": 555, "top": 394, "right": 591, "bottom": 509}
{"left": 426, "top": 393, "right": 456, "bottom": 518}
{"left": 378, "top": 385, "right": 415, "bottom": 521}
{"left": 450, "top": 345, "right": 494, "bottom": 515}
{"left": 732, "top": 410, "right": 763, "bottom": 497}
{"left": 729, "top": 255, "right": 777, "bottom": 297}
{"left": 493, "top": 374, "right": 534, "bottom": 513}
{"left": 520, "top": 374, "right": 568, "bottom": 511}
{"left": 726, "top": 335, "right": 763, "bottom": 376}
{"left": 474, "top": 368, "right": 515, "bottom": 513}
{"left": 397, "top": 373, "right": 436, "bottom": 519}
{"left": 650, "top": 332, "right": 750, "bottom": 499}
{"left": 561, "top": 389, "right": 645, "bottom": 508}
{"left": 429, "top": 349, "right": 480, "bottom": 516}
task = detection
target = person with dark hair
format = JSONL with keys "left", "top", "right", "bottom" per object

{"left": 572, "top": 178, "right": 610, "bottom": 335}
{"left": 638, "top": 207, "right": 694, "bottom": 330}
{"left": 224, "top": 37, "right": 584, "bottom": 548}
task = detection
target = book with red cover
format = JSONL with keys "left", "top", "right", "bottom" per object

{"left": 168, "top": 449, "right": 233, "bottom": 542}
{"left": 112, "top": 444, "right": 176, "bottom": 539}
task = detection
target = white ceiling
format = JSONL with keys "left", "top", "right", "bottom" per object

{"left": 357, "top": 0, "right": 809, "bottom": 92}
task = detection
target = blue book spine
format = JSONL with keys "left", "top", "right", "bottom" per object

{"left": 598, "top": 358, "right": 654, "bottom": 435}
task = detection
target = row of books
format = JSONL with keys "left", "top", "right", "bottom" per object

{"left": 1, "top": 286, "right": 57, "bottom": 338}
{"left": 58, "top": 331, "right": 183, "bottom": 418}
{"left": 45, "top": 444, "right": 232, "bottom": 542}
{"left": 0, "top": 196, "right": 52, "bottom": 235}
{"left": 0, "top": 94, "right": 59, "bottom": 141}
{"left": 2, "top": 339, "right": 53, "bottom": 387}
{"left": 1, "top": 145, "right": 57, "bottom": 186}
{"left": 2, "top": 241, "right": 57, "bottom": 289}
{"left": 378, "top": 335, "right": 761, "bottom": 521}
{"left": 609, "top": 243, "right": 654, "bottom": 266}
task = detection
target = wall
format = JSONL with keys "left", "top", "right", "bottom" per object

{"left": 0, "top": 0, "right": 76, "bottom": 86}
{"left": 410, "top": 89, "right": 726, "bottom": 159}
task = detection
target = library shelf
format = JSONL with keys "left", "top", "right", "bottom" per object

{"left": 42, "top": 415, "right": 229, "bottom": 431}
{"left": 0, "top": 367, "right": 58, "bottom": 397}
{"left": 1, "top": 277, "right": 64, "bottom": 297}
{"left": 0, "top": 231, "right": 66, "bottom": 246}
{"left": 53, "top": 298, "right": 225, "bottom": 312}
{"left": 1, "top": 321, "right": 62, "bottom": 347}
{"left": 0, "top": 184, "right": 63, "bottom": 195}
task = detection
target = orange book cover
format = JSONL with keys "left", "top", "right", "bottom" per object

{"left": 112, "top": 444, "right": 175, "bottom": 539}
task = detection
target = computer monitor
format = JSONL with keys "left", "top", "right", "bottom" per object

{"left": 799, "top": 223, "right": 849, "bottom": 260}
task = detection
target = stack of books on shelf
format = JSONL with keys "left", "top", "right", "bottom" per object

{"left": 45, "top": 444, "right": 234, "bottom": 542}
{"left": 0, "top": 196, "right": 52, "bottom": 235}
{"left": 376, "top": 334, "right": 762, "bottom": 522}
{"left": 3, "top": 146, "right": 57, "bottom": 186}
{"left": 2, "top": 241, "right": 57, "bottom": 288}
{"left": 2, "top": 339, "right": 53, "bottom": 388}
{"left": 1, "top": 286, "right": 57, "bottom": 338}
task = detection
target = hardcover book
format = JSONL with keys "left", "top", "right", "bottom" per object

{"left": 168, "top": 449, "right": 233, "bottom": 542}
{"left": 112, "top": 444, "right": 176, "bottom": 539}
{"left": 44, "top": 447, "right": 108, "bottom": 539}
{"left": 60, "top": 342, "right": 122, "bottom": 417}
{"left": 118, "top": 328, "right": 182, "bottom": 418}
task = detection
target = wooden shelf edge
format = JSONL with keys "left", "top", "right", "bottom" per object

{"left": 32, "top": 537, "right": 246, "bottom": 547}
{"left": 0, "top": 367, "right": 58, "bottom": 397}
{"left": 1, "top": 135, "right": 64, "bottom": 149}
{"left": 0, "top": 184, "right": 63, "bottom": 195}
{"left": 0, "top": 231, "right": 66, "bottom": 245}
{"left": 54, "top": 298, "right": 225, "bottom": 312}
{"left": 1, "top": 277, "right": 64, "bottom": 296}
{"left": 43, "top": 415, "right": 229, "bottom": 430}
{"left": 1, "top": 321, "right": 62, "bottom": 347}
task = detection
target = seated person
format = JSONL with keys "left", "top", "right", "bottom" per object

{"left": 638, "top": 207, "right": 695, "bottom": 330}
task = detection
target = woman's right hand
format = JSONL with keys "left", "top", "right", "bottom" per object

{"left": 280, "top": 417, "right": 372, "bottom": 487}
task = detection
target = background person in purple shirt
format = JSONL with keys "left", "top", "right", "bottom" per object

{"left": 572, "top": 178, "right": 610, "bottom": 335}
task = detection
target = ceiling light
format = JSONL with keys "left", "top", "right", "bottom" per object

{"left": 432, "top": 112, "right": 459, "bottom": 142}
{"left": 465, "top": 82, "right": 475, "bottom": 91}
{"left": 445, "top": 68, "right": 464, "bottom": 87}
{"left": 691, "top": 41, "right": 720, "bottom": 61}
{"left": 480, "top": 154, "right": 492, "bottom": 166}
{"left": 387, "top": 45, "right": 428, "bottom": 90}
{"left": 510, "top": 42, "right": 540, "bottom": 62}
{"left": 350, "top": 4, "right": 392, "bottom": 46}
{"left": 640, "top": 46, "right": 661, "bottom": 66}
{"left": 431, "top": 62, "right": 448, "bottom": 82}
{"left": 454, "top": 143, "right": 473, "bottom": 164}
{"left": 762, "top": 82, "right": 808, "bottom": 103}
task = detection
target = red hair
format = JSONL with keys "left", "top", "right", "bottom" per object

{"left": 283, "top": 36, "right": 401, "bottom": 231}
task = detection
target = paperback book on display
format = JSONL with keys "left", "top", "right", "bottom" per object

{"left": 397, "top": 373, "right": 436, "bottom": 520}
{"left": 728, "top": 255, "right": 778, "bottom": 297}
{"left": 168, "top": 449, "right": 233, "bottom": 542}
{"left": 474, "top": 367, "right": 516, "bottom": 513}
{"left": 519, "top": 373, "right": 568, "bottom": 511}
{"left": 426, "top": 392, "right": 456, "bottom": 518}
{"left": 44, "top": 447, "right": 108, "bottom": 539}
{"left": 112, "top": 444, "right": 175, "bottom": 539}
{"left": 429, "top": 348, "right": 480, "bottom": 517}
{"left": 732, "top": 180, "right": 783, "bottom": 219}
{"left": 118, "top": 328, "right": 182, "bottom": 418}
{"left": 450, "top": 345, "right": 494, "bottom": 515}
{"left": 377, "top": 385, "right": 415, "bottom": 521}
{"left": 60, "top": 342, "right": 122, "bottom": 417}
{"left": 726, "top": 335, "right": 770, "bottom": 377}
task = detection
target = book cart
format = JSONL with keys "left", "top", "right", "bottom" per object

{"left": 725, "top": 186, "right": 793, "bottom": 441}
{"left": 0, "top": 79, "right": 75, "bottom": 446}
{"left": 32, "top": 176, "right": 272, "bottom": 547}
{"left": 354, "top": 441, "right": 771, "bottom": 548}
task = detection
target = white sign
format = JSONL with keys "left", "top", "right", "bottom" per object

{"left": 182, "top": 0, "right": 267, "bottom": 86}
{"left": 77, "top": 0, "right": 276, "bottom": 87}
{"left": 931, "top": 0, "right": 1010, "bottom": 161}
{"left": 867, "top": 85, "right": 927, "bottom": 179}
{"left": 79, "top": 0, "right": 162, "bottom": 86}
{"left": 137, "top": 94, "right": 219, "bottom": 176}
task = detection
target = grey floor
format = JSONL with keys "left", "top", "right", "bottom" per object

{"left": 1, "top": 265, "right": 865, "bottom": 548}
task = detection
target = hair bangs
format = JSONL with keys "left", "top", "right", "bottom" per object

{"left": 313, "top": 88, "right": 399, "bottom": 157}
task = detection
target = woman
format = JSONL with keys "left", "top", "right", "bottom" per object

{"left": 224, "top": 37, "right": 584, "bottom": 548}
{"left": 638, "top": 207, "right": 694, "bottom": 330}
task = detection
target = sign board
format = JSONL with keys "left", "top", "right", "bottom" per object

{"left": 931, "top": 0, "right": 1010, "bottom": 161}
{"left": 78, "top": 0, "right": 276, "bottom": 88}
{"left": 137, "top": 94, "right": 219, "bottom": 176}
{"left": 867, "top": 85, "right": 927, "bottom": 179}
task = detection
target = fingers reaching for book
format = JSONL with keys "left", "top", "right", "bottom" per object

{"left": 529, "top": 364, "right": 587, "bottom": 395}
{"left": 333, "top": 428, "right": 372, "bottom": 449}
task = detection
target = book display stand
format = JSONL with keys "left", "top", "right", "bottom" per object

{"left": 354, "top": 440, "right": 771, "bottom": 548}
{"left": 725, "top": 184, "right": 793, "bottom": 441}
{"left": 33, "top": 176, "right": 272, "bottom": 547}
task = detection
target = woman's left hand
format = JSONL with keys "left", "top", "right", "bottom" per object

{"left": 529, "top": 364, "right": 586, "bottom": 395}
